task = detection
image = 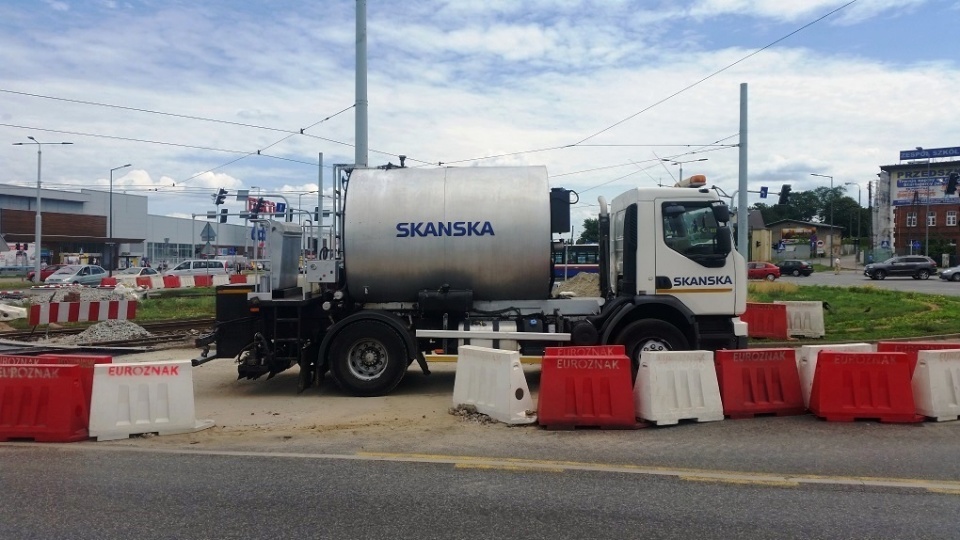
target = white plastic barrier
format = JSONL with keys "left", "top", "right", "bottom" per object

{"left": 89, "top": 360, "right": 214, "bottom": 441}
{"left": 798, "top": 343, "right": 873, "bottom": 407}
{"left": 774, "top": 301, "right": 825, "bottom": 338}
{"left": 913, "top": 350, "right": 960, "bottom": 421}
{"left": 149, "top": 276, "right": 164, "bottom": 289}
{"left": 0, "top": 303, "right": 26, "bottom": 320}
{"left": 179, "top": 275, "right": 195, "bottom": 288}
{"left": 213, "top": 275, "right": 230, "bottom": 286}
{"left": 634, "top": 350, "right": 724, "bottom": 425}
{"left": 452, "top": 345, "right": 535, "bottom": 425}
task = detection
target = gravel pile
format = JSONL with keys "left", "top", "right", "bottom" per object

{"left": 448, "top": 404, "right": 498, "bottom": 425}
{"left": 39, "top": 319, "right": 153, "bottom": 345}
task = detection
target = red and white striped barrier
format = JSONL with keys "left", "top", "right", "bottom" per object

{"left": 28, "top": 300, "right": 138, "bottom": 326}
{"left": 116, "top": 274, "right": 252, "bottom": 290}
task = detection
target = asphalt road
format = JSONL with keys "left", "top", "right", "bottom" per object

{"left": 1, "top": 445, "right": 958, "bottom": 540}
{"left": 778, "top": 266, "right": 960, "bottom": 296}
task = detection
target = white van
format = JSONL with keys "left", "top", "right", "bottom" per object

{"left": 164, "top": 259, "right": 231, "bottom": 277}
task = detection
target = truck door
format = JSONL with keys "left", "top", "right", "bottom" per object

{"left": 655, "top": 199, "right": 738, "bottom": 315}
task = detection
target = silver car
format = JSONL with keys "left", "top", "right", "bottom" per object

{"left": 44, "top": 264, "right": 108, "bottom": 285}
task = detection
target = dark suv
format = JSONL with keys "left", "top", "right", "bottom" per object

{"left": 863, "top": 256, "right": 937, "bottom": 280}
{"left": 776, "top": 259, "right": 814, "bottom": 277}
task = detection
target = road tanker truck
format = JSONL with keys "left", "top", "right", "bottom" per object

{"left": 197, "top": 165, "right": 747, "bottom": 396}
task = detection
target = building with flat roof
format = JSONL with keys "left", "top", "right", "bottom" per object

{"left": 0, "top": 184, "right": 270, "bottom": 271}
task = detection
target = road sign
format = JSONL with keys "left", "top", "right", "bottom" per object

{"left": 881, "top": 240, "right": 890, "bottom": 248}
{"left": 912, "top": 240, "right": 921, "bottom": 249}
{"left": 250, "top": 226, "right": 266, "bottom": 241}
{"left": 200, "top": 223, "right": 216, "bottom": 241}
{"left": 275, "top": 202, "right": 286, "bottom": 215}
{"left": 759, "top": 186, "right": 768, "bottom": 198}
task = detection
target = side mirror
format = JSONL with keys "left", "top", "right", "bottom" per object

{"left": 715, "top": 226, "right": 732, "bottom": 255}
{"left": 712, "top": 203, "right": 730, "bottom": 224}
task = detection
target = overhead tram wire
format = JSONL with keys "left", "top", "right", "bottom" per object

{"left": 569, "top": 1, "right": 858, "bottom": 147}
{"left": 414, "top": 1, "right": 856, "bottom": 171}
{"left": 0, "top": 122, "right": 316, "bottom": 166}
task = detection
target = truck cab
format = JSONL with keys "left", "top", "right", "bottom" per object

{"left": 597, "top": 185, "right": 747, "bottom": 361}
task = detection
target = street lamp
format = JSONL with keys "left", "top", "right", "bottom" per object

{"left": 811, "top": 173, "right": 834, "bottom": 260}
{"left": 12, "top": 136, "right": 73, "bottom": 283}
{"left": 662, "top": 158, "right": 707, "bottom": 185}
{"left": 845, "top": 182, "right": 862, "bottom": 268}
{"left": 298, "top": 190, "right": 319, "bottom": 223}
{"left": 109, "top": 163, "right": 132, "bottom": 276}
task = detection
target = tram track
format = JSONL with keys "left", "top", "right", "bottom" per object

{"left": 0, "top": 318, "right": 216, "bottom": 346}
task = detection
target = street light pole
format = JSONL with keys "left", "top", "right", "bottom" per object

{"left": 109, "top": 163, "right": 132, "bottom": 276}
{"left": 845, "top": 182, "right": 862, "bottom": 268}
{"left": 662, "top": 158, "right": 708, "bottom": 185}
{"left": 811, "top": 173, "right": 834, "bottom": 260}
{"left": 13, "top": 137, "right": 73, "bottom": 283}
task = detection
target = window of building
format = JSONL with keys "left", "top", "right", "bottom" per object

{"left": 928, "top": 211, "right": 936, "bottom": 227}
{"left": 948, "top": 211, "right": 957, "bottom": 227}
{"left": 907, "top": 212, "right": 917, "bottom": 227}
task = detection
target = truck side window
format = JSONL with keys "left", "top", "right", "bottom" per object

{"left": 662, "top": 202, "right": 727, "bottom": 267}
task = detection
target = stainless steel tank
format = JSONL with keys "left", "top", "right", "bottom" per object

{"left": 344, "top": 166, "right": 552, "bottom": 302}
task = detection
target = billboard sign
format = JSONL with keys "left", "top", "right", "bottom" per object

{"left": 900, "top": 147, "right": 960, "bottom": 160}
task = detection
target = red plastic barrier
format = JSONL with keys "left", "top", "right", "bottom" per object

{"left": 162, "top": 275, "right": 181, "bottom": 288}
{"left": 135, "top": 276, "right": 152, "bottom": 289}
{"left": 194, "top": 275, "right": 213, "bottom": 287}
{"left": 100, "top": 277, "right": 118, "bottom": 287}
{"left": 739, "top": 303, "right": 789, "bottom": 340}
{"left": 537, "top": 345, "right": 639, "bottom": 429}
{"left": 0, "top": 364, "right": 89, "bottom": 442}
{"left": 0, "top": 354, "right": 112, "bottom": 426}
{"left": 876, "top": 341, "right": 960, "bottom": 378}
{"left": 809, "top": 351, "right": 922, "bottom": 423}
{"left": 715, "top": 348, "right": 805, "bottom": 418}
{"left": 229, "top": 274, "right": 247, "bottom": 284}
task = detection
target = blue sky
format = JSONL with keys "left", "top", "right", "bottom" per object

{"left": 1, "top": 0, "right": 959, "bottom": 230}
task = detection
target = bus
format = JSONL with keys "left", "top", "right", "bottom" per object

{"left": 552, "top": 243, "right": 600, "bottom": 279}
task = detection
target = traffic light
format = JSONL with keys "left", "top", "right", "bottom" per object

{"left": 251, "top": 197, "right": 265, "bottom": 218}
{"left": 946, "top": 172, "right": 959, "bottom": 195}
{"left": 219, "top": 208, "right": 228, "bottom": 223}
{"left": 213, "top": 188, "right": 227, "bottom": 205}
{"left": 777, "top": 184, "right": 792, "bottom": 205}
{"left": 314, "top": 206, "right": 319, "bottom": 221}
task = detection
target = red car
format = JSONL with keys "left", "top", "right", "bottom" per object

{"left": 747, "top": 261, "right": 780, "bottom": 281}
{"left": 25, "top": 264, "right": 66, "bottom": 282}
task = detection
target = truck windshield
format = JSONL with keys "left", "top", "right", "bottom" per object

{"left": 662, "top": 202, "right": 728, "bottom": 266}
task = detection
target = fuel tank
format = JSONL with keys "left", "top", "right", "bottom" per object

{"left": 344, "top": 166, "right": 552, "bottom": 302}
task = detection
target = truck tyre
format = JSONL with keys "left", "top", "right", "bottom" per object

{"left": 328, "top": 321, "right": 408, "bottom": 397}
{"left": 616, "top": 319, "right": 690, "bottom": 373}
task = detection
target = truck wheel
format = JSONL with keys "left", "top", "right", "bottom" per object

{"left": 328, "top": 321, "right": 408, "bottom": 397}
{"left": 617, "top": 320, "right": 690, "bottom": 373}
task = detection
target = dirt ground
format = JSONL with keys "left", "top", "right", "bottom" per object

{"left": 99, "top": 347, "right": 550, "bottom": 453}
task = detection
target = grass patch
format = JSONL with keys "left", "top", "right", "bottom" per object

{"left": 748, "top": 283, "right": 960, "bottom": 342}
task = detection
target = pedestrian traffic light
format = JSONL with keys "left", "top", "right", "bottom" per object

{"left": 946, "top": 172, "right": 959, "bottom": 195}
{"left": 219, "top": 208, "right": 228, "bottom": 223}
{"left": 213, "top": 188, "right": 228, "bottom": 205}
{"left": 777, "top": 184, "right": 792, "bottom": 205}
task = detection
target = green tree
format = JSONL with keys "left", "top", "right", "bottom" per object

{"left": 578, "top": 218, "right": 599, "bottom": 244}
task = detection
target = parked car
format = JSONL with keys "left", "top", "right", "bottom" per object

{"left": 44, "top": 264, "right": 108, "bottom": 285}
{"left": 863, "top": 255, "right": 937, "bottom": 280}
{"left": 164, "top": 259, "right": 230, "bottom": 277}
{"left": 939, "top": 266, "right": 960, "bottom": 282}
{"left": 25, "top": 263, "right": 66, "bottom": 282}
{"left": 776, "top": 259, "right": 814, "bottom": 277}
{"left": 747, "top": 261, "right": 780, "bottom": 281}
{"left": 116, "top": 266, "right": 160, "bottom": 277}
